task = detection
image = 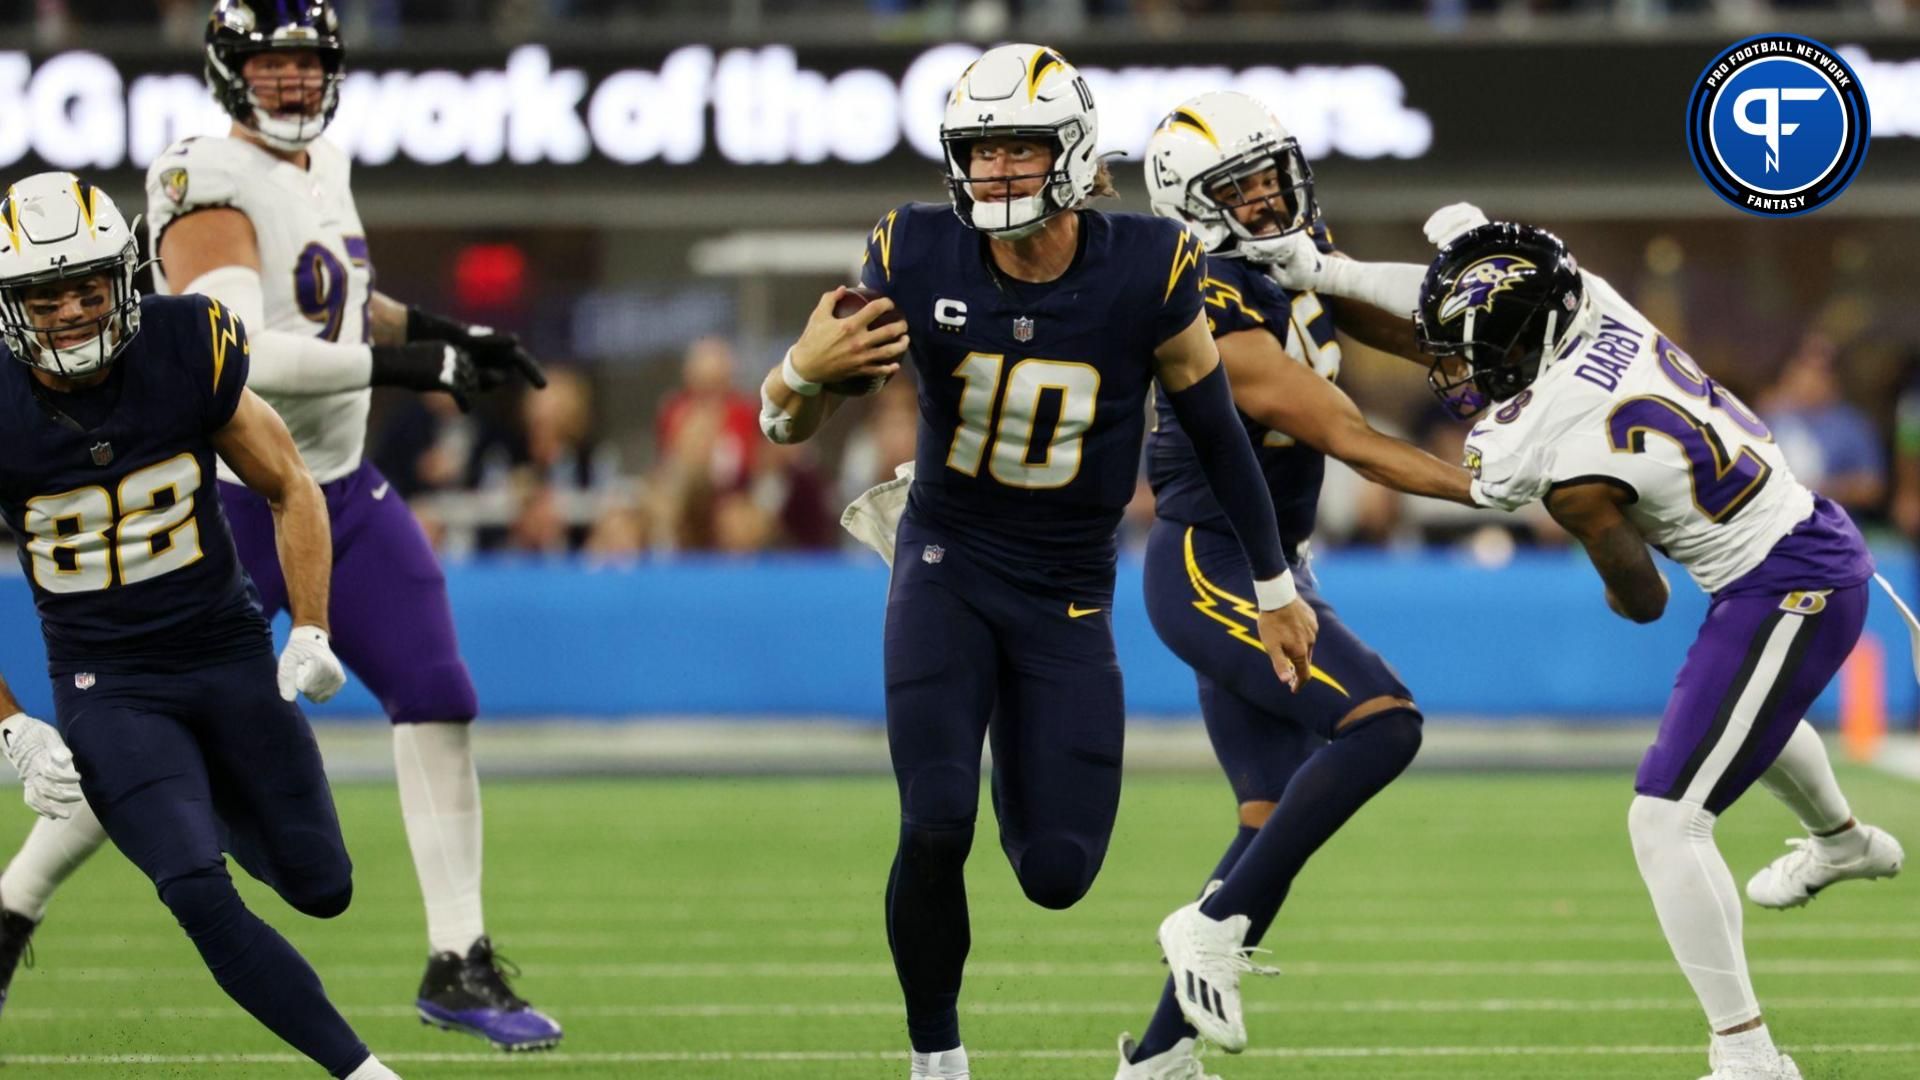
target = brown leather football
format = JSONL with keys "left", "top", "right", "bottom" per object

{"left": 825, "top": 286, "right": 903, "bottom": 396}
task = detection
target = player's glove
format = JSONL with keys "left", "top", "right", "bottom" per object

{"left": 408, "top": 307, "right": 548, "bottom": 392}
{"left": 1424, "top": 203, "right": 1490, "bottom": 249}
{"left": 278, "top": 625, "right": 347, "bottom": 704}
{"left": 1469, "top": 442, "right": 1557, "bottom": 512}
{"left": 371, "top": 342, "right": 481, "bottom": 411}
{"left": 0, "top": 711, "right": 84, "bottom": 820}
{"left": 1260, "top": 230, "right": 1329, "bottom": 293}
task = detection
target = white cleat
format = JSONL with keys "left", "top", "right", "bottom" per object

{"left": 1114, "top": 1033, "right": 1220, "bottom": 1079}
{"left": 1156, "top": 884, "right": 1277, "bottom": 1054}
{"left": 910, "top": 1045, "right": 970, "bottom": 1080}
{"left": 1700, "top": 1043, "right": 1803, "bottom": 1079}
{"left": 1746, "top": 824, "right": 1903, "bottom": 909}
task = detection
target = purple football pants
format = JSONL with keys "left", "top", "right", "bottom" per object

{"left": 1637, "top": 582, "right": 1867, "bottom": 816}
{"left": 220, "top": 461, "right": 478, "bottom": 725}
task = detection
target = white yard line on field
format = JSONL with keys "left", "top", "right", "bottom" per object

{"left": 6, "top": 996, "right": 1920, "bottom": 1023}
{"left": 32, "top": 958, "right": 1920, "bottom": 981}
{"left": 7, "top": 1043, "right": 1920, "bottom": 1068}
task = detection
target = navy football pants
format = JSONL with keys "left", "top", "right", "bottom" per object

{"left": 883, "top": 512, "right": 1125, "bottom": 1051}
{"left": 54, "top": 650, "right": 368, "bottom": 1077}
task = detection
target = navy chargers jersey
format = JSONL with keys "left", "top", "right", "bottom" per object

{"left": 1147, "top": 230, "right": 1340, "bottom": 553}
{"left": 861, "top": 202, "right": 1206, "bottom": 590}
{"left": 0, "top": 294, "right": 270, "bottom": 674}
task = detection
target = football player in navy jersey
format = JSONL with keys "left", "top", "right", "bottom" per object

{"left": 761, "top": 46, "right": 1317, "bottom": 1080}
{"left": 0, "top": 172, "right": 399, "bottom": 1079}
{"left": 1115, "top": 93, "right": 1552, "bottom": 1076}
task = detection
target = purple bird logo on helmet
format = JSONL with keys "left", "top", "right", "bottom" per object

{"left": 1437, "top": 255, "right": 1537, "bottom": 325}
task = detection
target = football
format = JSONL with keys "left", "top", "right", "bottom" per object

{"left": 825, "top": 285, "right": 903, "bottom": 396}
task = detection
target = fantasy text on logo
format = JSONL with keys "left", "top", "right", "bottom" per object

{"left": 1686, "top": 34, "right": 1871, "bottom": 217}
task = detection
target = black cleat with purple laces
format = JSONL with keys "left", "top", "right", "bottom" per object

{"left": 415, "top": 936, "right": 561, "bottom": 1052}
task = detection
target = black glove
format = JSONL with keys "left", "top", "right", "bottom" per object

{"left": 407, "top": 306, "right": 547, "bottom": 391}
{"left": 370, "top": 341, "right": 479, "bottom": 411}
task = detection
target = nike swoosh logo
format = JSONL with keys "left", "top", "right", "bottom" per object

{"left": 1067, "top": 604, "right": 1102, "bottom": 618}
{"left": 371, "top": 482, "right": 390, "bottom": 500}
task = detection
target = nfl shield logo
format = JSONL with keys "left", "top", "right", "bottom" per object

{"left": 74, "top": 673, "right": 94, "bottom": 690}
{"left": 160, "top": 167, "right": 189, "bottom": 206}
{"left": 89, "top": 441, "right": 113, "bottom": 467}
{"left": 922, "top": 544, "right": 945, "bottom": 565}
{"left": 1012, "top": 316, "right": 1034, "bottom": 343}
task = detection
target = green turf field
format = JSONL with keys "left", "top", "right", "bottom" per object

{"left": 3, "top": 765, "right": 1914, "bottom": 1078}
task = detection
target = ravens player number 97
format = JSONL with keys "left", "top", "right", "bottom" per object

{"left": 762, "top": 44, "right": 1315, "bottom": 1080}
{"left": 0, "top": 171, "right": 403, "bottom": 1078}
{"left": 0, "top": 0, "right": 561, "bottom": 1053}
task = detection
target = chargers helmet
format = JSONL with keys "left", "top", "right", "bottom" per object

{"left": 1145, "top": 90, "right": 1317, "bottom": 262}
{"left": 206, "top": 0, "right": 346, "bottom": 152}
{"left": 1417, "top": 222, "right": 1585, "bottom": 419}
{"left": 940, "top": 44, "right": 1099, "bottom": 240}
{"left": 0, "top": 173, "right": 142, "bottom": 379}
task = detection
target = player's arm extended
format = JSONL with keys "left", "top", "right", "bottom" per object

{"left": 1545, "top": 481, "right": 1670, "bottom": 623}
{"left": 1216, "top": 328, "right": 1475, "bottom": 505}
{"left": 1324, "top": 293, "right": 1424, "bottom": 364}
{"left": 211, "top": 389, "right": 333, "bottom": 634}
{"left": 159, "top": 212, "right": 500, "bottom": 404}
{"left": 760, "top": 288, "right": 907, "bottom": 445}
{"left": 1155, "top": 313, "right": 1317, "bottom": 688}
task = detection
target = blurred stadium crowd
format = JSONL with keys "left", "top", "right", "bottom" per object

{"left": 9, "top": 0, "right": 1915, "bottom": 48}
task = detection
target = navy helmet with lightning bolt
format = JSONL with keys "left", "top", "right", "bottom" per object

{"left": 1416, "top": 222, "right": 1583, "bottom": 419}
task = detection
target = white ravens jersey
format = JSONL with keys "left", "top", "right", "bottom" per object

{"left": 1465, "top": 272, "right": 1813, "bottom": 594}
{"left": 146, "top": 135, "right": 372, "bottom": 484}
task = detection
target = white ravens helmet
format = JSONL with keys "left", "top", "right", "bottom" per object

{"left": 0, "top": 172, "right": 142, "bottom": 378}
{"left": 941, "top": 44, "right": 1099, "bottom": 240}
{"left": 1146, "top": 91, "right": 1318, "bottom": 262}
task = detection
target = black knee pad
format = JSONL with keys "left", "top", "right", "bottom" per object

{"left": 1341, "top": 706, "right": 1424, "bottom": 767}
{"left": 267, "top": 827, "right": 354, "bottom": 919}
{"left": 900, "top": 762, "right": 979, "bottom": 831}
{"left": 156, "top": 868, "right": 245, "bottom": 936}
{"left": 1014, "top": 833, "right": 1097, "bottom": 911}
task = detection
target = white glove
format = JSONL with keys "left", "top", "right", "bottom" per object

{"left": 1424, "top": 202, "right": 1489, "bottom": 249}
{"left": 841, "top": 462, "right": 915, "bottom": 567}
{"left": 0, "top": 711, "right": 85, "bottom": 820}
{"left": 1469, "top": 442, "right": 1557, "bottom": 512}
{"left": 1259, "top": 230, "right": 1329, "bottom": 293}
{"left": 277, "top": 625, "right": 347, "bottom": 703}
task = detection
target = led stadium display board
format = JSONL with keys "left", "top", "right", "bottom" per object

{"left": 2, "top": 39, "right": 1914, "bottom": 179}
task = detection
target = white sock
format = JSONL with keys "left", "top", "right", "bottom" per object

{"left": 0, "top": 800, "right": 108, "bottom": 921}
{"left": 344, "top": 1054, "right": 401, "bottom": 1079}
{"left": 1628, "top": 795, "right": 1761, "bottom": 1031}
{"left": 912, "top": 1045, "right": 968, "bottom": 1077}
{"left": 1759, "top": 720, "right": 1855, "bottom": 838}
{"left": 393, "top": 723, "right": 486, "bottom": 956}
{"left": 1712, "top": 1023, "right": 1780, "bottom": 1058}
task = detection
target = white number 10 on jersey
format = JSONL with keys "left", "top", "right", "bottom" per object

{"left": 946, "top": 352, "right": 1101, "bottom": 490}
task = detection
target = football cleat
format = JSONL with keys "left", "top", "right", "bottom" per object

{"left": 0, "top": 906, "right": 37, "bottom": 1019}
{"left": 909, "top": 1044, "right": 970, "bottom": 1079}
{"left": 1157, "top": 883, "right": 1277, "bottom": 1054}
{"left": 415, "top": 937, "right": 562, "bottom": 1052}
{"left": 1115, "top": 1032, "right": 1220, "bottom": 1080}
{"left": 1746, "top": 825, "right": 1903, "bottom": 909}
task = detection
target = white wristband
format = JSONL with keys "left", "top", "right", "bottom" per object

{"left": 1253, "top": 571, "right": 1298, "bottom": 612}
{"left": 781, "top": 348, "right": 823, "bottom": 397}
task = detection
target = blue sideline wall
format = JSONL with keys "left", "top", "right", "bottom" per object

{"left": 1, "top": 550, "right": 1913, "bottom": 723}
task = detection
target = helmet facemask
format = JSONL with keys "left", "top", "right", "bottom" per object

{"left": 0, "top": 246, "right": 142, "bottom": 380}
{"left": 1417, "top": 294, "right": 1567, "bottom": 420}
{"left": 1186, "top": 138, "right": 1318, "bottom": 263}
{"left": 942, "top": 122, "right": 1089, "bottom": 240}
{"left": 222, "top": 48, "right": 344, "bottom": 152}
